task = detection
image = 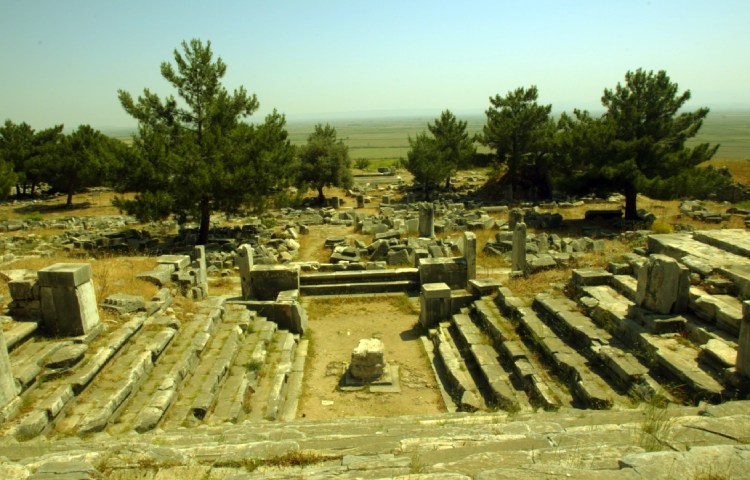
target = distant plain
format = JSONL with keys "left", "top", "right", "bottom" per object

{"left": 107, "top": 110, "right": 750, "bottom": 172}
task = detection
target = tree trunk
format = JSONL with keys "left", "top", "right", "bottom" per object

{"left": 317, "top": 186, "right": 325, "bottom": 204}
{"left": 66, "top": 188, "right": 74, "bottom": 206}
{"left": 444, "top": 176, "right": 451, "bottom": 189}
{"left": 624, "top": 185, "right": 638, "bottom": 220}
{"left": 198, "top": 197, "right": 211, "bottom": 245}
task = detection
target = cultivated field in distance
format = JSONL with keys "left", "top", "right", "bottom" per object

{"left": 106, "top": 110, "right": 750, "bottom": 171}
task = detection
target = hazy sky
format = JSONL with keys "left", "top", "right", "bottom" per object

{"left": 1, "top": 0, "right": 748, "bottom": 129}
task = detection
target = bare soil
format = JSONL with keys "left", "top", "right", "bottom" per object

{"left": 297, "top": 294, "right": 445, "bottom": 420}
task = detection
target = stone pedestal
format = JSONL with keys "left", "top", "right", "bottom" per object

{"left": 463, "top": 231, "right": 477, "bottom": 282}
{"left": 418, "top": 202, "right": 435, "bottom": 238}
{"left": 636, "top": 254, "right": 689, "bottom": 314}
{"left": 349, "top": 338, "right": 385, "bottom": 381}
{"left": 511, "top": 222, "right": 527, "bottom": 274}
{"left": 191, "top": 245, "right": 208, "bottom": 299}
{"left": 0, "top": 330, "right": 17, "bottom": 409}
{"left": 237, "top": 244, "right": 254, "bottom": 300}
{"left": 738, "top": 301, "right": 750, "bottom": 378}
{"left": 420, "top": 282, "right": 451, "bottom": 329}
{"left": 38, "top": 263, "right": 99, "bottom": 336}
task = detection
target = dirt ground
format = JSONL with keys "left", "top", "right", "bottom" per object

{"left": 297, "top": 294, "right": 445, "bottom": 420}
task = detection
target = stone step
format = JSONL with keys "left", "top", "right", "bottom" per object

{"left": 160, "top": 320, "right": 243, "bottom": 429}
{"left": 1, "top": 400, "right": 748, "bottom": 479}
{"left": 689, "top": 285, "right": 743, "bottom": 336}
{"left": 476, "top": 295, "right": 568, "bottom": 410}
{"left": 432, "top": 323, "right": 486, "bottom": 411}
{"left": 110, "top": 311, "right": 221, "bottom": 434}
{"left": 578, "top": 283, "right": 734, "bottom": 402}
{"left": 245, "top": 328, "right": 294, "bottom": 421}
{"left": 0, "top": 317, "right": 147, "bottom": 439}
{"left": 611, "top": 274, "right": 638, "bottom": 301}
{"left": 299, "top": 268, "right": 419, "bottom": 286}
{"left": 693, "top": 229, "right": 750, "bottom": 259}
{"left": 278, "top": 337, "right": 308, "bottom": 421}
{"left": 299, "top": 280, "right": 419, "bottom": 296}
{"left": 532, "top": 294, "right": 627, "bottom": 409}
{"left": 640, "top": 334, "right": 729, "bottom": 403}
{"left": 265, "top": 330, "right": 298, "bottom": 420}
{"left": 450, "top": 313, "right": 525, "bottom": 412}
{"left": 51, "top": 324, "right": 177, "bottom": 436}
{"left": 3, "top": 320, "right": 38, "bottom": 351}
{"left": 206, "top": 316, "right": 274, "bottom": 425}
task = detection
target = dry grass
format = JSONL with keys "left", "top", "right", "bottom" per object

{"left": 0, "top": 253, "right": 158, "bottom": 320}
{"left": 0, "top": 191, "right": 137, "bottom": 221}
{"left": 207, "top": 275, "right": 240, "bottom": 297}
{"left": 702, "top": 157, "right": 750, "bottom": 185}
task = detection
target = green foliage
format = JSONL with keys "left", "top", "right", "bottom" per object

{"left": 0, "top": 120, "right": 64, "bottom": 196}
{"left": 405, "top": 110, "right": 476, "bottom": 197}
{"left": 558, "top": 69, "right": 718, "bottom": 219}
{"left": 117, "top": 39, "right": 293, "bottom": 244}
{"left": 0, "top": 157, "right": 14, "bottom": 200}
{"left": 297, "top": 123, "right": 352, "bottom": 202}
{"left": 355, "top": 158, "right": 370, "bottom": 170}
{"left": 404, "top": 132, "right": 453, "bottom": 197}
{"left": 46, "top": 124, "right": 113, "bottom": 205}
{"left": 482, "top": 86, "right": 553, "bottom": 199}
{"left": 428, "top": 110, "right": 476, "bottom": 181}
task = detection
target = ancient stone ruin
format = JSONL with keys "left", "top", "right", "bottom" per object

{"left": 1, "top": 189, "right": 750, "bottom": 478}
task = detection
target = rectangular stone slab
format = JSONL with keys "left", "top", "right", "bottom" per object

{"left": 37, "top": 263, "right": 92, "bottom": 288}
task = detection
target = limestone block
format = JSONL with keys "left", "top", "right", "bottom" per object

{"left": 101, "top": 293, "right": 145, "bottom": 314}
{"left": 0, "top": 330, "right": 17, "bottom": 409}
{"left": 157, "top": 254, "right": 190, "bottom": 271}
{"left": 512, "top": 222, "right": 527, "bottom": 273}
{"left": 418, "top": 202, "right": 435, "bottom": 238}
{"left": 37, "top": 263, "right": 91, "bottom": 288}
{"left": 7, "top": 277, "right": 37, "bottom": 301}
{"left": 419, "top": 257, "right": 468, "bottom": 290}
{"left": 38, "top": 263, "right": 99, "bottom": 337}
{"left": 463, "top": 231, "right": 477, "bottom": 281}
{"left": 420, "top": 282, "right": 451, "bottom": 329}
{"left": 350, "top": 338, "right": 385, "bottom": 381}
{"left": 249, "top": 265, "right": 300, "bottom": 301}
{"left": 636, "top": 254, "right": 689, "bottom": 314}
{"left": 738, "top": 301, "right": 750, "bottom": 377}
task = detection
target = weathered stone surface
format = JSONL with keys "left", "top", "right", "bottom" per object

{"left": 0, "top": 330, "right": 17, "bottom": 408}
{"left": 420, "top": 283, "right": 451, "bottom": 329}
{"left": 249, "top": 265, "right": 300, "bottom": 301}
{"left": 101, "top": 293, "right": 146, "bottom": 314}
{"left": 44, "top": 343, "right": 88, "bottom": 369}
{"left": 511, "top": 222, "right": 526, "bottom": 273}
{"left": 738, "top": 300, "right": 750, "bottom": 377}
{"left": 350, "top": 338, "right": 385, "bottom": 381}
{"left": 636, "top": 254, "right": 689, "bottom": 314}
{"left": 38, "top": 263, "right": 100, "bottom": 336}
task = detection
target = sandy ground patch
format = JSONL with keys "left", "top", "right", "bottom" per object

{"left": 297, "top": 294, "right": 445, "bottom": 420}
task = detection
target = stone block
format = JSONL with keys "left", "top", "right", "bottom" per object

{"left": 0, "top": 330, "right": 17, "bottom": 409}
{"left": 7, "top": 278, "right": 37, "bottom": 301}
{"left": 157, "top": 254, "right": 190, "bottom": 271}
{"left": 636, "top": 254, "right": 690, "bottom": 315}
{"left": 738, "top": 301, "right": 750, "bottom": 377}
{"left": 100, "top": 293, "right": 146, "bottom": 314}
{"left": 39, "top": 267, "right": 99, "bottom": 337}
{"left": 420, "top": 282, "right": 451, "bottom": 329}
{"left": 37, "top": 263, "right": 91, "bottom": 288}
{"left": 419, "top": 257, "right": 467, "bottom": 290}
{"left": 350, "top": 338, "right": 385, "bottom": 381}
{"left": 249, "top": 265, "right": 299, "bottom": 301}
